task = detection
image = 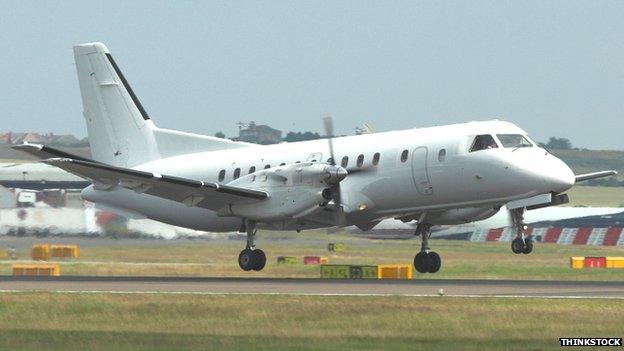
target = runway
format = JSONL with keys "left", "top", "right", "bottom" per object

{"left": 1, "top": 276, "right": 624, "bottom": 298}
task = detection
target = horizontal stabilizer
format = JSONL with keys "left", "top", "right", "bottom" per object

{"left": 575, "top": 170, "right": 618, "bottom": 183}
{"left": 12, "top": 143, "right": 96, "bottom": 163}
{"left": 43, "top": 158, "right": 268, "bottom": 211}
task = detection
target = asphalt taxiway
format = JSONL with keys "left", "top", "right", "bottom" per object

{"left": 1, "top": 276, "right": 623, "bottom": 298}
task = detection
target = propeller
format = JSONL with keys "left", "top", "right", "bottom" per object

{"left": 322, "top": 115, "right": 377, "bottom": 225}
{"left": 323, "top": 116, "right": 347, "bottom": 225}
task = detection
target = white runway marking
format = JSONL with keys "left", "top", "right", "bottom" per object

{"left": 3, "top": 277, "right": 622, "bottom": 298}
{"left": 1, "top": 289, "right": 623, "bottom": 299}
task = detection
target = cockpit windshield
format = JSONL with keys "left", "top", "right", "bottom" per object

{"left": 470, "top": 134, "right": 499, "bottom": 152}
{"left": 496, "top": 134, "right": 533, "bottom": 149}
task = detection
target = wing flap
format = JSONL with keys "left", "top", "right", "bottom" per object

{"left": 43, "top": 158, "right": 268, "bottom": 211}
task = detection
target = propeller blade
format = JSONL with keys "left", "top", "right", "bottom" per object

{"left": 343, "top": 165, "right": 376, "bottom": 174}
{"left": 332, "top": 183, "right": 342, "bottom": 208}
{"left": 322, "top": 115, "right": 346, "bottom": 226}
{"left": 323, "top": 115, "right": 336, "bottom": 166}
{"left": 331, "top": 183, "right": 347, "bottom": 226}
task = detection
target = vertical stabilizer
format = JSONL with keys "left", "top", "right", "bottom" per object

{"left": 73, "top": 42, "right": 160, "bottom": 167}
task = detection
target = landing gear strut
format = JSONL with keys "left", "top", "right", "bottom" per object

{"left": 238, "top": 220, "right": 266, "bottom": 271}
{"left": 509, "top": 208, "right": 533, "bottom": 254}
{"left": 413, "top": 221, "right": 442, "bottom": 274}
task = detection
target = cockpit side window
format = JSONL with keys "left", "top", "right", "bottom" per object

{"left": 469, "top": 134, "right": 498, "bottom": 152}
{"left": 496, "top": 134, "right": 533, "bottom": 149}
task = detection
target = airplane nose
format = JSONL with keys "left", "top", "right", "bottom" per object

{"left": 542, "top": 157, "right": 575, "bottom": 193}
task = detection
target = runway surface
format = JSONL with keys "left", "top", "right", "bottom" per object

{"left": 1, "top": 276, "right": 624, "bottom": 298}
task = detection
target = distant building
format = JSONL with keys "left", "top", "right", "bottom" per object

{"left": 0, "top": 132, "right": 11, "bottom": 144}
{"left": 0, "top": 132, "right": 81, "bottom": 146}
{"left": 236, "top": 122, "right": 282, "bottom": 145}
{"left": 50, "top": 134, "right": 81, "bottom": 146}
{"left": 17, "top": 132, "right": 47, "bottom": 144}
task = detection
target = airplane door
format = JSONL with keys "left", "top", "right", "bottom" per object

{"left": 306, "top": 152, "right": 323, "bottom": 163}
{"left": 411, "top": 146, "right": 433, "bottom": 195}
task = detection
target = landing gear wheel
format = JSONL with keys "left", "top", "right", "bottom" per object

{"left": 413, "top": 251, "right": 442, "bottom": 273}
{"left": 413, "top": 215, "right": 442, "bottom": 274}
{"left": 252, "top": 249, "right": 266, "bottom": 271}
{"left": 238, "top": 219, "right": 267, "bottom": 272}
{"left": 238, "top": 249, "right": 255, "bottom": 271}
{"left": 522, "top": 237, "right": 533, "bottom": 254}
{"left": 414, "top": 252, "right": 430, "bottom": 273}
{"left": 511, "top": 238, "right": 524, "bottom": 254}
{"left": 427, "top": 251, "right": 441, "bottom": 273}
{"left": 509, "top": 208, "right": 534, "bottom": 255}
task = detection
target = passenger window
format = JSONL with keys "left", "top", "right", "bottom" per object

{"left": 438, "top": 149, "right": 446, "bottom": 162}
{"left": 470, "top": 135, "right": 498, "bottom": 152}
{"left": 400, "top": 150, "right": 409, "bottom": 162}
{"left": 248, "top": 166, "right": 256, "bottom": 174}
{"left": 233, "top": 168, "right": 241, "bottom": 179}
{"left": 218, "top": 170, "right": 225, "bottom": 182}
{"left": 372, "top": 152, "right": 380, "bottom": 166}
{"left": 357, "top": 154, "right": 364, "bottom": 168}
{"left": 264, "top": 165, "right": 271, "bottom": 169}
{"left": 341, "top": 156, "right": 349, "bottom": 168}
{"left": 280, "top": 162, "right": 286, "bottom": 166}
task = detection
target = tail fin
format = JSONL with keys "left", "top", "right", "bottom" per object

{"left": 73, "top": 42, "right": 160, "bottom": 167}
{"left": 74, "top": 42, "right": 251, "bottom": 167}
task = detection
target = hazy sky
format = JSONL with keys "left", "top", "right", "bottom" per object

{"left": 1, "top": 1, "right": 623, "bottom": 149}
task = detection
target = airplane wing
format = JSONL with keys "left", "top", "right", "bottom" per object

{"left": 575, "top": 170, "right": 618, "bottom": 183}
{"left": 42, "top": 158, "right": 268, "bottom": 211}
{"left": 12, "top": 143, "right": 96, "bottom": 163}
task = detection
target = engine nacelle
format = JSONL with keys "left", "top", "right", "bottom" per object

{"left": 218, "top": 162, "right": 346, "bottom": 222}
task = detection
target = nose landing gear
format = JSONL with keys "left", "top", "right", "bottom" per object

{"left": 413, "top": 221, "right": 442, "bottom": 273}
{"left": 238, "top": 220, "right": 267, "bottom": 271}
{"left": 509, "top": 208, "right": 533, "bottom": 254}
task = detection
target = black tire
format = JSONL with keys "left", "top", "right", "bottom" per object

{"left": 511, "top": 238, "right": 524, "bottom": 254}
{"left": 414, "top": 251, "right": 430, "bottom": 273}
{"left": 427, "top": 251, "right": 442, "bottom": 273}
{"left": 522, "top": 238, "right": 533, "bottom": 254}
{"left": 252, "top": 249, "right": 266, "bottom": 271}
{"left": 238, "top": 249, "right": 255, "bottom": 271}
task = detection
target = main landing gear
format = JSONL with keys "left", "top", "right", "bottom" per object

{"left": 238, "top": 220, "right": 266, "bottom": 271}
{"left": 509, "top": 208, "right": 533, "bottom": 255}
{"left": 413, "top": 221, "right": 442, "bottom": 274}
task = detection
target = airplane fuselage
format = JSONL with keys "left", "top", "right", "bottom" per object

{"left": 82, "top": 120, "right": 575, "bottom": 232}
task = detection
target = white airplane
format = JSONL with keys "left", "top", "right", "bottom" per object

{"left": 14, "top": 42, "right": 617, "bottom": 273}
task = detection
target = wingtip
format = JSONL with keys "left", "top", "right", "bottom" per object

{"left": 11, "top": 143, "right": 43, "bottom": 151}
